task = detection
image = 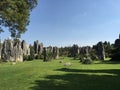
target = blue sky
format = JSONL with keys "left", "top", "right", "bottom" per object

{"left": 1, "top": 0, "right": 120, "bottom": 47}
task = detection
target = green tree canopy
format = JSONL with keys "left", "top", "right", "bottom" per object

{"left": 0, "top": 0, "right": 38, "bottom": 38}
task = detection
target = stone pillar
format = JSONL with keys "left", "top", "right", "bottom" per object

{"left": 43, "top": 47, "right": 47, "bottom": 62}
{"left": 21, "top": 40, "right": 30, "bottom": 55}
{"left": 97, "top": 42, "right": 105, "bottom": 60}
{"left": 34, "top": 40, "right": 39, "bottom": 54}
{"left": 38, "top": 43, "right": 43, "bottom": 54}
{"left": 1, "top": 39, "right": 14, "bottom": 62}
{"left": 1, "top": 39, "right": 23, "bottom": 62}
{"left": 14, "top": 40, "right": 23, "bottom": 62}
{"left": 56, "top": 47, "right": 59, "bottom": 59}
{"left": 53, "top": 47, "right": 59, "bottom": 59}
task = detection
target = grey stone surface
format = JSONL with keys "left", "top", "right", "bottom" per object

{"left": 13, "top": 40, "right": 23, "bottom": 62}
{"left": 53, "top": 47, "right": 59, "bottom": 59}
{"left": 1, "top": 39, "right": 31, "bottom": 62}
{"left": 96, "top": 42, "right": 105, "bottom": 60}
{"left": 1, "top": 39, "right": 14, "bottom": 62}
{"left": 43, "top": 47, "right": 47, "bottom": 62}
{"left": 21, "top": 40, "right": 30, "bottom": 56}
{"left": 80, "top": 46, "right": 91, "bottom": 57}
{"left": 34, "top": 40, "right": 43, "bottom": 55}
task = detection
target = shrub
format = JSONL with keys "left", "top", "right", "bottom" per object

{"left": 23, "top": 55, "right": 29, "bottom": 61}
{"left": 28, "top": 45, "right": 35, "bottom": 60}
{"left": 59, "top": 60, "right": 63, "bottom": 63}
{"left": 90, "top": 53, "right": 98, "bottom": 60}
{"left": 46, "top": 52, "right": 53, "bottom": 61}
{"left": 81, "top": 57, "right": 93, "bottom": 64}
{"left": 35, "top": 54, "right": 43, "bottom": 59}
{"left": 111, "top": 47, "right": 120, "bottom": 61}
{"left": 28, "top": 55, "right": 35, "bottom": 61}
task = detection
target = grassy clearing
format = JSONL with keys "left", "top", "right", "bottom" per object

{"left": 0, "top": 57, "right": 120, "bottom": 90}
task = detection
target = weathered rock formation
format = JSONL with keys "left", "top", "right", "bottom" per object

{"left": 96, "top": 42, "right": 105, "bottom": 60}
{"left": 13, "top": 40, "right": 23, "bottom": 62}
{"left": 1, "top": 39, "right": 14, "bottom": 62}
{"left": 34, "top": 40, "right": 43, "bottom": 55}
{"left": 43, "top": 46, "right": 60, "bottom": 62}
{"left": 71, "top": 44, "right": 79, "bottom": 59}
{"left": 43, "top": 47, "right": 47, "bottom": 62}
{"left": 1, "top": 39, "right": 31, "bottom": 62}
{"left": 53, "top": 47, "right": 59, "bottom": 59}
{"left": 80, "top": 46, "right": 91, "bottom": 57}
{"left": 21, "top": 40, "right": 30, "bottom": 56}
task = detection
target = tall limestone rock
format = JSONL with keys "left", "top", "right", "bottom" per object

{"left": 34, "top": 40, "right": 43, "bottom": 55}
{"left": 43, "top": 47, "right": 47, "bottom": 62}
{"left": 53, "top": 47, "right": 59, "bottom": 59}
{"left": 34, "top": 40, "right": 39, "bottom": 54}
{"left": 47, "top": 46, "right": 53, "bottom": 53}
{"left": 1, "top": 39, "right": 25, "bottom": 62}
{"left": 21, "top": 40, "right": 30, "bottom": 56}
{"left": 38, "top": 43, "right": 43, "bottom": 54}
{"left": 96, "top": 42, "right": 105, "bottom": 60}
{"left": 13, "top": 40, "right": 23, "bottom": 62}
{"left": 1, "top": 39, "right": 14, "bottom": 62}
{"left": 72, "top": 44, "right": 79, "bottom": 59}
{"left": 80, "top": 46, "right": 91, "bottom": 57}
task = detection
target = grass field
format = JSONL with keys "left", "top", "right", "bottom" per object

{"left": 0, "top": 57, "right": 120, "bottom": 90}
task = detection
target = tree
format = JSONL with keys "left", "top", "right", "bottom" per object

{"left": 103, "top": 41, "right": 112, "bottom": 57}
{"left": 111, "top": 37, "right": 120, "bottom": 61}
{"left": 0, "top": 0, "right": 38, "bottom": 38}
{"left": 28, "top": 45, "right": 35, "bottom": 60}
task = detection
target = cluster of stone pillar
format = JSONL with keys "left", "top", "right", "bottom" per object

{"left": 0, "top": 39, "right": 59, "bottom": 62}
{"left": 0, "top": 38, "right": 106, "bottom": 62}
{"left": 43, "top": 46, "right": 59, "bottom": 62}
{"left": 0, "top": 38, "right": 30, "bottom": 62}
{"left": 71, "top": 44, "right": 105, "bottom": 60}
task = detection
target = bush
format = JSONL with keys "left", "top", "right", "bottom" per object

{"left": 111, "top": 47, "right": 120, "bottom": 61}
{"left": 81, "top": 57, "right": 93, "bottom": 64}
{"left": 35, "top": 54, "right": 44, "bottom": 59}
{"left": 28, "top": 55, "right": 35, "bottom": 61}
{"left": 46, "top": 52, "right": 53, "bottom": 61}
{"left": 90, "top": 53, "right": 98, "bottom": 60}
{"left": 23, "top": 55, "right": 29, "bottom": 61}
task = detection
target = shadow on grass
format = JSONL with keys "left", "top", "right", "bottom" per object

{"left": 96, "top": 60, "right": 120, "bottom": 64}
{"left": 30, "top": 68, "right": 120, "bottom": 90}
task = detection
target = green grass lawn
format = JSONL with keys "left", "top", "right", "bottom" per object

{"left": 0, "top": 57, "right": 120, "bottom": 90}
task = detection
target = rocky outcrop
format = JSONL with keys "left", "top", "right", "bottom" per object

{"left": 13, "top": 40, "right": 23, "bottom": 62}
{"left": 21, "top": 40, "right": 30, "bottom": 56}
{"left": 1, "top": 39, "right": 14, "bottom": 62}
{"left": 34, "top": 40, "right": 43, "bottom": 55}
{"left": 43, "top": 46, "right": 59, "bottom": 62}
{"left": 96, "top": 42, "right": 105, "bottom": 60}
{"left": 53, "top": 47, "right": 59, "bottom": 59}
{"left": 1, "top": 39, "right": 30, "bottom": 62}
{"left": 71, "top": 44, "right": 79, "bottom": 59}
{"left": 43, "top": 47, "right": 47, "bottom": 62}
{"left": 80, "top": 46, "right": 91, "bottom": 57}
